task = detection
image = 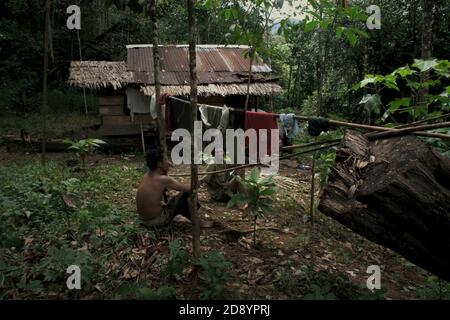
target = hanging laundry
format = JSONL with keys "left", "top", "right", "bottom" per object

{"left": 245, "top": 111, "right": 278, "bottom": 156}
{"left": 168, "top": 97, "right": 192, "bottom": 131}
{"left": 229, "top": 108, "right": 245, "bottom": 130}
{"left": 218, "top": 107, "right": 230, "bottom": 131}
{"left": 126, "top": 88, "right": 152, "bottom": 116}
{"left": 280, "top": 113, "right": 300, "bottom": 139}
{"left": 198, "top": 104, "right": 230, "bottom": 130}
{"left": 161, "top": 93, "right": 171, "bottom": 131}
{"left": 149, "top": 94, "right": 157, "bottom": 119}
{"left": 308, "top": 117, "right": 331, "bottom": 136}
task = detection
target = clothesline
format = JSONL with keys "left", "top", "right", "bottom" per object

{"left": 169, "top": 140, "right": 339, "bottom": 177}
{"left": 169, "top": 120, "right": 450, "bottom": 178}
{"left": 166, "top": 96, "right": 450, "bottom": 140}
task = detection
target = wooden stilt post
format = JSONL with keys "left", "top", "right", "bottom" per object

{"left": 140, "top": 121, "right": 146, "bottom": 157}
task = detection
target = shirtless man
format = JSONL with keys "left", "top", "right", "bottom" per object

{"left": 136, "top": 149, "right": 192, "bottom": 228}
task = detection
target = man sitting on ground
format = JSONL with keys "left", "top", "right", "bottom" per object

{"left": 136, "top": 149, "right": 192, "bottom": 228}
{"left": 201, "top": 147, "right": 245, "bottom": 203}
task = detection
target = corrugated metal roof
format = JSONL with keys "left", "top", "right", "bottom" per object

{"left": 127, "top": 45, "right": 273, "bottom": 85}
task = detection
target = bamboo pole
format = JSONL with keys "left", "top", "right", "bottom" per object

{"left": 170, "top": 141, "right": 340, "bottom": 178}
{"left": 169, "top": 121, "right": 450, "bottom": 178}
{"left": 367, "top": 122, "right": 450, "bottom": 140}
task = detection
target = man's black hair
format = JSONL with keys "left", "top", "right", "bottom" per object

{"left": 146, "top": 148, "right": 163, "bottom": 171}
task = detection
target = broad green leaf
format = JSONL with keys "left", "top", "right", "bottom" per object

{"left": 422, "top": 79, "right": 441, "bottom": 88}
{"left": 346, "top": 31, "right": 357, "bottom": 47}
{"left": 304, "top": 20, "right": 319, "bottom": 32}
{"left": 359, "top": 94, "right": 382, "bottom": 114}
{"left": 388, "top": 98, "right": 410, "bottom": 112}
{"left": 413, "top": 59, "right": 438, "bottom": 72}
{"left": 224, "top": 8, "right": 231, "bottom": 20}
{"left": 250, "top": 167, "right": 260, "bottom": 182}
{"left": 360, "top": 75, "right": 382, "bottom": 88}
{"left": 260, "top": 187, "right": 276, "bottom": 196}
{"left": 91, "top": 139, "right": 106, "bottom": 145}
{"left": 392, "top": 66, "right": 416, "bottom": 78}
{"left": 336, "top": 26, "right": 345, "bottom": 38}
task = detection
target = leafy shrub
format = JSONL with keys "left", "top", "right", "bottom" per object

{"left": 37, "top": 244, "right": 94, "bottom": 285}
{"left": 195, "top": 251, "right": 232, "bottom": 300}
{"left": 227, "top": 167, "right": 277, "bottom": 246}
{"left": 161, "top": 239, "right": 190, "bottom": 280}
{"left": 113, "top": 283, "right": 176, "bottom": 300}
{"left": 417, "top": 276, "right": 450, "bottom": 300}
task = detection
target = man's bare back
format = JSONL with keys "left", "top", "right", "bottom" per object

{"left": 136, "top": 164, "right": 190, "bottom": 221}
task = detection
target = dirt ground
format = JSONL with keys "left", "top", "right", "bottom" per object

{"left": 0, "top": 147, "right": 435, "bottom": 300}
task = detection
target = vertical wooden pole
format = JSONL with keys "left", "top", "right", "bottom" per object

{"left": 188, "top": 0, "right": 201, "bottom": 259}
{"left": 41, "top": 0, "right": 51, "bottom": 166}
{"left": 309, "top": 151, "right": 316, "bottom": 224}
{"left": 140, "top": 121, "right": 146, "bottom": 157}
{"left": 150, "top": 0, "right": 167, "bottom": 160}
{"left": 418, "top": 0, "right": 434, "bottom": 117}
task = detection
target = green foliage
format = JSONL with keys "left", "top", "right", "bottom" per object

{"left": 417, "top": 276, "right": 450, "bottom": 300}
{"left": 38, "top": 245, "right": 93, "bottom": 284}
{"left": 227, "top": 167, "right": 277, "bottom": 218}
{"left": 298, "top": 267, "right": 387, "bottom": 300}
{"left": 114, "top": 283, "right": 176, "bottom": 300}
{"left": 303, "top": 0, "right": 368, "bottom": 47}
{"left": 423, "top": 129, "right": 450, "bottom": 158}
{"left": 274, "top": 270, "right": 297, "bottom": 292}
{"left": 195, "top": 251, "right": 232, "bottom": 300}
{"left": 354, "top": 59, "right": 450, "bottom": 123}
{"left": 227, "top": 167, "right": 277, "bottom": 246}
{"left": 303, "top": 284, "right": 336, "bottom": 300}
{"left": 65, "top": 138, "right": 106, "bottom": 170}
{"left": 316, "top": 151, "right": 336, "bottom": 188}
{"left": 0, "top": 159, "right": 148, "bottom": 299}
{"left": 161, "top": 239, "right": 190, "bottom": 280}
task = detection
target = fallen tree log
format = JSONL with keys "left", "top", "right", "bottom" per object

{"left": 319, "top": 131, "right": 450, "bottom": 281}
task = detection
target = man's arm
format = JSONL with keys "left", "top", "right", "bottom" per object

{"left": 164, "top": 176, "right": 191, "bottom": 193}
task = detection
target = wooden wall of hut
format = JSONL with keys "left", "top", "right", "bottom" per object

{"left": 98, "top": 89, "right": 126, "bottom": 116}
{"left": 198, "top": 95, "right": 226, "bottom": 106}
{"left": 95, "top": 89, "right": 157, "bottom": 137}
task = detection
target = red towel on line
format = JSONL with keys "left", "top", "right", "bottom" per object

{"left": 245, "top": 111, "right": 278, "bottom": 156}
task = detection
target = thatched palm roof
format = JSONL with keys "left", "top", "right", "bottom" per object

{"left": 68, "top": 61, "right": 130, "bottom": 90}
{"left": 142, "top": 83, "right": 282, "bottom": 97}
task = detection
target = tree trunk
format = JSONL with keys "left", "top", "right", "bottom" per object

{"left": 287, "top": 63, "right": 293, "bottom": 107}
{"left": 150, "top": 0, "right": 168, "bottom": 161}
{"left": 316, "top": 6, "right": 324, "bottom": 116}
{"left": 292, "top": 62, "right": 302, "bottom": 108}
{"left": 319, "top": 131, "right": 450, "bottom": 280}
{"left": 187, "top": 0, "right": 201, "bottom": 259}
{"left": 41, "top": 0, "right": 51, "bottom": 166}
{"left": 244, "top": 48, "right": 255, "bottom": 111}
{"left": 418, "top": 0, "right": 434, "bottom": 117}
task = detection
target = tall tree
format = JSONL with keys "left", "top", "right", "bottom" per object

{"left": 150, "top": 0, "right": 168, "bottom": 161}
{"left": 41, "top": 0, "right": 51, "bottom": 166}
{"left": 187, "top": 0, "right": 201, "bottom": 259}
{"left": 418, "top": 0, "right": 434, "bottom": 115}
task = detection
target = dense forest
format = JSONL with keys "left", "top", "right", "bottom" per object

{"left": 1, "top": 0, "right": 448, "bottom": 118}
{"left": 0, "top": 0, "right": 449, "bottom": 302}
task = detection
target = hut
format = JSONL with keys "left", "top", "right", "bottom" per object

{"left": 68, "top": 44, "right": 282, "bottom": 137}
